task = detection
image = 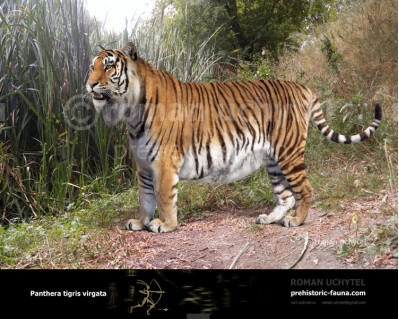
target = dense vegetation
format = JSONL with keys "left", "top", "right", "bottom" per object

{"left": 0, "top": 0, "right": 397, "bottom": 268}
{"left": 154, "top": 0, "right": 338, "bottom": 59}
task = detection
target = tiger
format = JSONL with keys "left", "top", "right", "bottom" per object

{"left": 86, "top": 42, "right": 382, "bottom": 233}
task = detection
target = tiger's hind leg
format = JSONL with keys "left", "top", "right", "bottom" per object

{"left": 256, "top": 159, "right": 296, "bottom": 225}
{"left": 279, "top": 157, "right": 312, "bottom": 227}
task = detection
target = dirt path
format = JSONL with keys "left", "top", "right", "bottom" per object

{"left": 93, "top": 192, "right": 397, "bottom": 269}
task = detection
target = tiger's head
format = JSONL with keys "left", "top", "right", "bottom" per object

{"left": 86, "top": 42, "right": 143, "bottom": 125}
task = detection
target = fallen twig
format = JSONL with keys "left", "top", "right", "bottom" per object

{"left": 276, "top": 245, "right": 302, "bottom": 263}
{"left": 229, "top": 242, "right": 250, "bottom": 269}
{"left": 191, "top": 254, "right": 207, "bottom": 263}
{"left": 287, "top": 233, "right": 309, "bottom": 269}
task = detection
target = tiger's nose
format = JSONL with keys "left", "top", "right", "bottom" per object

{"left": 87, "top": 81, "right": 99, "bottom": 88}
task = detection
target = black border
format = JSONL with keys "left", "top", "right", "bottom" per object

{"left": 1, "top": 269, "right": 397, "bottom": 318}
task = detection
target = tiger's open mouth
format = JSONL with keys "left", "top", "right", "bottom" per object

{"left": 92, "top": 92, "right": 108, "bottom": 100}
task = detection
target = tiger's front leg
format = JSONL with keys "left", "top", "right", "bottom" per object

{"left": 147, "top": 166, "right": 179, "bottom": 233}
{"left": 125, "top": 170, "right": 156, "bottom": 231}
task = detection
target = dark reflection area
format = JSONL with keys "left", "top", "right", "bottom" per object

{"left": 109, "top": 270, "right": 271, "bottom": 317}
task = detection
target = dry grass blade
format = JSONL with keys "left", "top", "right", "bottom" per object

{"left": 287, "top": 232, "right": 309, "bottom": 269}
{"left": 229, "top": 242, "right": 250, "bottom": 269}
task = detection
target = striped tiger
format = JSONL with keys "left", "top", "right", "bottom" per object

{"left": 86, "top": 42, "right": 382, "bottom": 233}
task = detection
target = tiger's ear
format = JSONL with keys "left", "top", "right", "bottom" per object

{"left": 122, "top": 42, "right": 137, "bottom": 61}
{"left": 95, "top": 45, "right": 106, "bottom": 55}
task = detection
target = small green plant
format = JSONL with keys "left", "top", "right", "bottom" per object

{"left": 335, "top": 213, "right": 398, "bottom": 265}
{"left": 234, "top": 53, "right": 277, "bottom": 82}
{"left": 321, "top": 36, "right": 343, "bottom": 74}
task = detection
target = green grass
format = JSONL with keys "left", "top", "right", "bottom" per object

{"left": 0, "top": 187, "right": 139, "bottom": 268}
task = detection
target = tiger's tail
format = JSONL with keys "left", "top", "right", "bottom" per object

{"left": 310, "top": 98, "right": 382, "bottom": 144}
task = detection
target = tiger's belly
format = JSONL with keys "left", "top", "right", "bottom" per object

{"left": 179, "top": 141, "right": 272, "bottom": 183}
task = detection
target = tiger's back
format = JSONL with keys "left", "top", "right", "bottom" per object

{"left": 86, "top": 42, "right": 381, "bottom": 233}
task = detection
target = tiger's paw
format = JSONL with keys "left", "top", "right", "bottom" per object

{"left": 147, "top": 218, "right": 177, "bottom": 233}
{"left": 255, "top": 214, "right": 276, "bottom": 225}
{"left": 125, "top": 219, "right": 146, "bottom": 231}
{"left": 281, "top": 216, "right": 303, "bottom": 227}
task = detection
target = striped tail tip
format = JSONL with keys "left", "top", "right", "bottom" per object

{"left": 316, "top": 103, "right": 382, "bottom": 144}
{"left": 374, "top": 103, "right": 382, "bottom": 121}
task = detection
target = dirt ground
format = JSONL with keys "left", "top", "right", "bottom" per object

{"left": 95, "top": 192, "right": 398, "bottom": 269}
